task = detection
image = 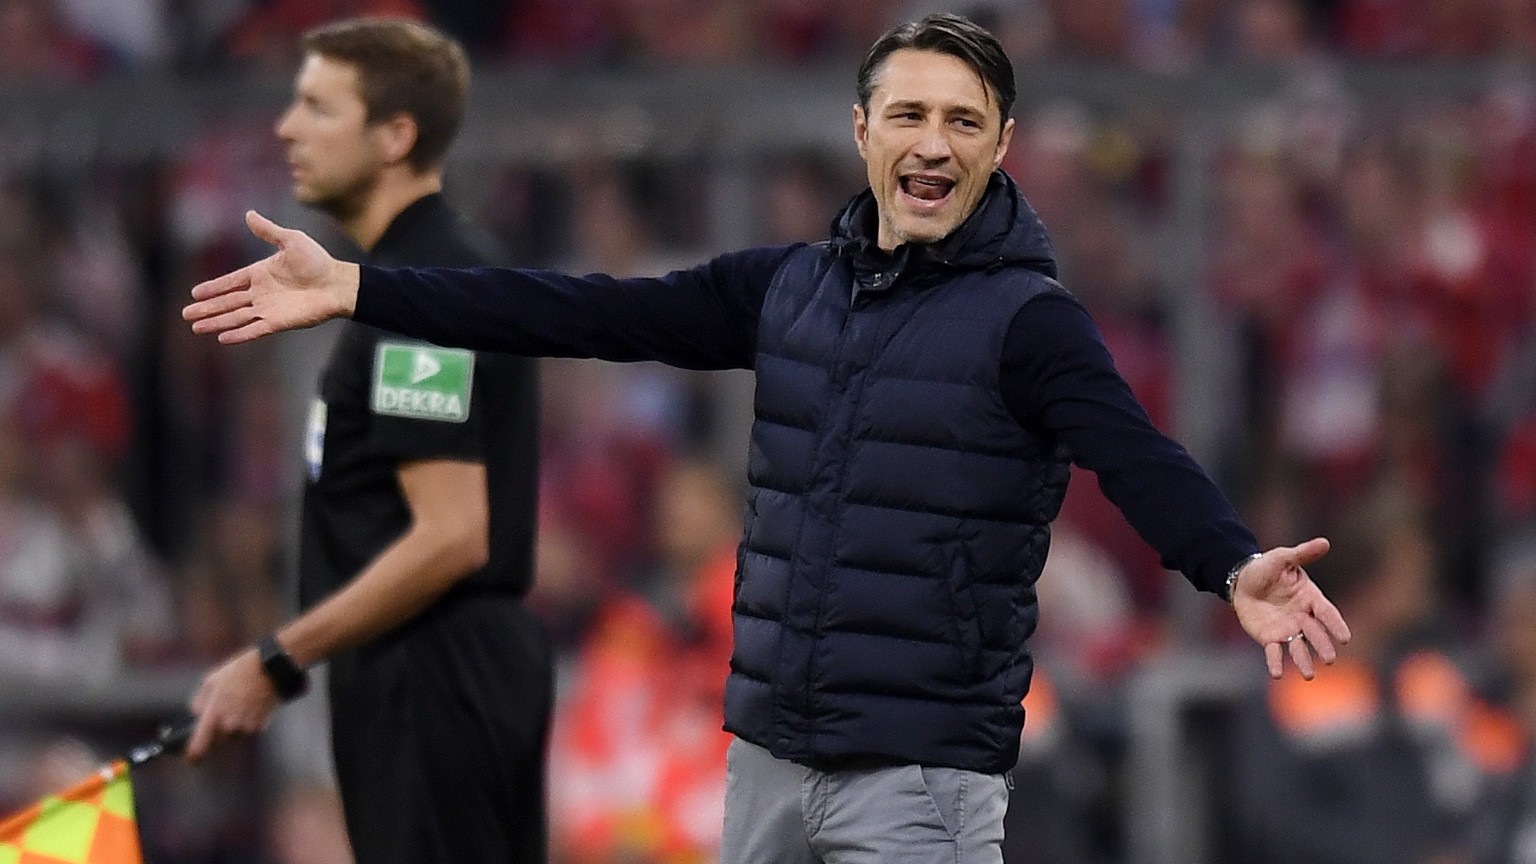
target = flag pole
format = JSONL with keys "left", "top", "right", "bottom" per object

{"left": 125, "top": 716, "right": 195, "bottom": 767}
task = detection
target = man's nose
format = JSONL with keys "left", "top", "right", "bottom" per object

{"left": 912, "top": 122, "right": 953, "bottom": 162}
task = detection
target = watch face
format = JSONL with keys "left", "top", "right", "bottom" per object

{"left": 260, "top": 637, "right": 308, "bottom": 699}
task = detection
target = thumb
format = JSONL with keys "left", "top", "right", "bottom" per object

{"left": 245, "top": 210, "right": 288, "bottom": 249}
{"left": 1286, "top": 536, "right": 1331, "bottom": 567}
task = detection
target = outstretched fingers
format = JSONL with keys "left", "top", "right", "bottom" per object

{"left": 1298, "top": 616, "right": 1336, "bottom": 664}
{"left": 1265, "top": 642, "right": 1284, "bottom": 679}
{"left": 185, "top": 289, "right": 255, "bottom": 328}
{"left": 1261, "top": 609, "right": 1339, "bottom": 680}
{"left": 1311, "top": 594, "right": 1352, "bottom": 645}
{"left": 1288, "top": 635, "right": 1317, "bottom": 680}
{"left": 218, "top": 320, "right": 274, "bottom": 345}
{"left": 199, "top": 308, "right": 261, "bottom": 339}
{"left": 188, "top": 263, "right": 254, "bottom": 303}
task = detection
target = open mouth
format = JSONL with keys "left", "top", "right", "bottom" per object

{"left": 900, "top": 174, "right": 955, "bottom": 209}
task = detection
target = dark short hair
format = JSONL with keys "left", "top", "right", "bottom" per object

{"left": 856, "top": 13, "right": 1016, "bottom": 129}
{"left": 301, "top": 18, "right": 469, "bottom": 172}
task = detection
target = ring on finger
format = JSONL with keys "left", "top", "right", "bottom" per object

{"left": 1283, "top": 633, "right": 1304, "bottom": 644}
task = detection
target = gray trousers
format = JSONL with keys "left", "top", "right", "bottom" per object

{"left": 720, "top": 737, "right": 1009, "bottom": 864}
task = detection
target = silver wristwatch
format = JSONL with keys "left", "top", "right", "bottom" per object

{"left": 1224, "top": 552, "right": 1264, "bottom": 604}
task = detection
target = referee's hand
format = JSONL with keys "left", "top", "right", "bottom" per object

{"left": 185, "top": 647, "right": 280, "bottom": 761}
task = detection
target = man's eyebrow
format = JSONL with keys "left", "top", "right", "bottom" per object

{"left": 883, "top": 99, "right": 988, "bottom": 118}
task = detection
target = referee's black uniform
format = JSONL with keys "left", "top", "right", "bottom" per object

{"left": 298, "top": 193, "right": 549, "bottom": 864}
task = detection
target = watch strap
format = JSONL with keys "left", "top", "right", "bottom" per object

{"left": 257, "top": 634, "right": 309, "bottom": 701}
{"left": 1224, "top": 552, "right": 1265, "bottom": 605}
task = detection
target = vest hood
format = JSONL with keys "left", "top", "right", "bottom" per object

{"left": 828, "top": 170, "right": 1058, "bottom": 279}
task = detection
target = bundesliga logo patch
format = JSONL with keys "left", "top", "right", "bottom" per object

{"left": 371, "top": 342, "right": 474, "bottom": 422}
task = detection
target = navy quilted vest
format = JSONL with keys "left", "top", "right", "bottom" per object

{"left": 722, "top": 173, "right": 1071, "bottom": 774}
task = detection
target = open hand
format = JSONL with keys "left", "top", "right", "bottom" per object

{"left": 1231, "top": 537, "right": 1352, "bottom": 680}
{"left": 182, "top": 210, "right": 359, "bottom": 344}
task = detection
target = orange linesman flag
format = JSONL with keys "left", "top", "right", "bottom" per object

{"left": 0, "top": 760, "right": 142, "bottom": 864}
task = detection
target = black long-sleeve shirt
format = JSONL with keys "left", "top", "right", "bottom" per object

{"left": 353, "top": 248, "right": 1257, "bottom": 595}
{"left": 1000, "top": 293, "right": 1256, "bottom": 594}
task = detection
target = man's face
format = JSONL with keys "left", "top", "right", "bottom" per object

{"left": 275, "top": 54, "right": 387, "bottom": 216}
{"left": 854, "top": 49, "right": 1014, "bottom": 250}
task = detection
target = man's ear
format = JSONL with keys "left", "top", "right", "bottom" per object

{"left": 993, "top": 117, "right": 1015, "bottom": 170}
{"left": 853, "top": 104, "right": 868, "bottom": 160}
{"left": 376, "top": 113, "right": 419, "bottom": 166}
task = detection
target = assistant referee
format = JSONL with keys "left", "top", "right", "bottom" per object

{"left": 184, "top": 19, "right": 550, "bottom": 864}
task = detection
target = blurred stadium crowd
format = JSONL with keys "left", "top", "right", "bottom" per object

{"left": 8, "top": 0, "right": 1536, "bottom": 863}
{"left": 16, "top": 0, "right": 1536, "bottom": 72}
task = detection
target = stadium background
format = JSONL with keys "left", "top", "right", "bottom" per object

{"left": 4, "top": 0, "right": 1536, "bottom": 861}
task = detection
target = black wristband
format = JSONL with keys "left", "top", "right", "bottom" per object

{"left": 257, "top": 634, "right": 309, "bottom": 701}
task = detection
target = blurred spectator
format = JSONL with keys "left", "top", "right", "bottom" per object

{"left": 642, "top": 456, "right": 740, "bottom": 689}
{"left": 535, "top": 356, "right": 673, "bottom": 600}
{"left": 0, "top": 181, "right": 45, "bottom": 251}
{"left": 1329, "top": 0, "right": 1496, "bottom": 57}
{"left": 1229, "top": 495, "right": 1516, "bottom": 864}
{"left": 1032, "top": 524, "right": 1147, "bottom": 686}
{"left": 1331, "top": 0, "right": 1429, "bottom": 57}
{"left": 1005, "top": 103, "right": 1095, "bottom": 234}
{"left": 1232, "top": 0, "right": 1319, "bottom": 62}
{"left": 1211, "top": 149, "right": 1331, "bottom": 486}
{"left": 174, "top": 558, "right": 247, "bottom": 664}
{"left": 0, "top": 243, "right": 168, "bottom": 678}
{"left": 755, "top": 0, "right": 839, "bottom": 61}
{"left": 1051, "top": 196, "right": 1175, "bottom": 611}
{"left": 547, "top": 457, "right": 740, "bottom": 864}
{"left": 1422, "top": 0, "right": 1497, "bottom": 57}
{"left": 607, "top": 0, "right": 752, "bottom": 64}
{"left": 13, "top": 0, "right": 1536, "bottom": 70}
{"left": 0, "top": 249, "right": 124, "bottom": 437}
{"left": 1490, "top": 0, "right": 1536, "bottom": 56}
{"left": 0, "top": 413, "right": 79, "bottom": 677}
{"left": 531, "top": 156, "right": 709, "bottom": 618}
{"left": 530, "top": 508, "right": 608, "bottom": 665}
{"left": 1403, "top": 112, "right": 1530, "bottom": 407}
{"left": 0, "top": 0, "right": 106, "bottom": 80}
{"left": 1467, "top": 532, "right": 1536, "bottom": 863}
{"left": 18, "top": 736, "right": 99, "bottom": 799}
{"left": 32, "top": 431, "right": 174, "bottom": 668}
{"left": 1002, "top": 667, "right": 1111, "bottom": 864}
{"left": 53, "top": 0, "right": 168, "bottom": 67}
{"left": 134, "top": 742, "right": 266, "bottom": 864}
{"left": 41, "top": 191, "right": 147, "bottom": 358}
{"left": 1044, "top": 0, "right": 1135, "bottom": 60}
{"left": 756, "top": 149, "right": 862, "bottom": 245}
{"left": 220, "top": 0, "right": 426, "bottom": 70}
{"left": 826, "top": 0, "right": 907, "bottom": 54}
{"left": 183, "top": 379, "right": 286, "bottom": 651}
{"left": 500, "top": 0, "right": 613, "bottom": 63}
{"left": 410, "top": 0, "right": 511, "bottom": 58}
{"left": 1275, "top": 135, "right": 1409, "bottom": 505}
